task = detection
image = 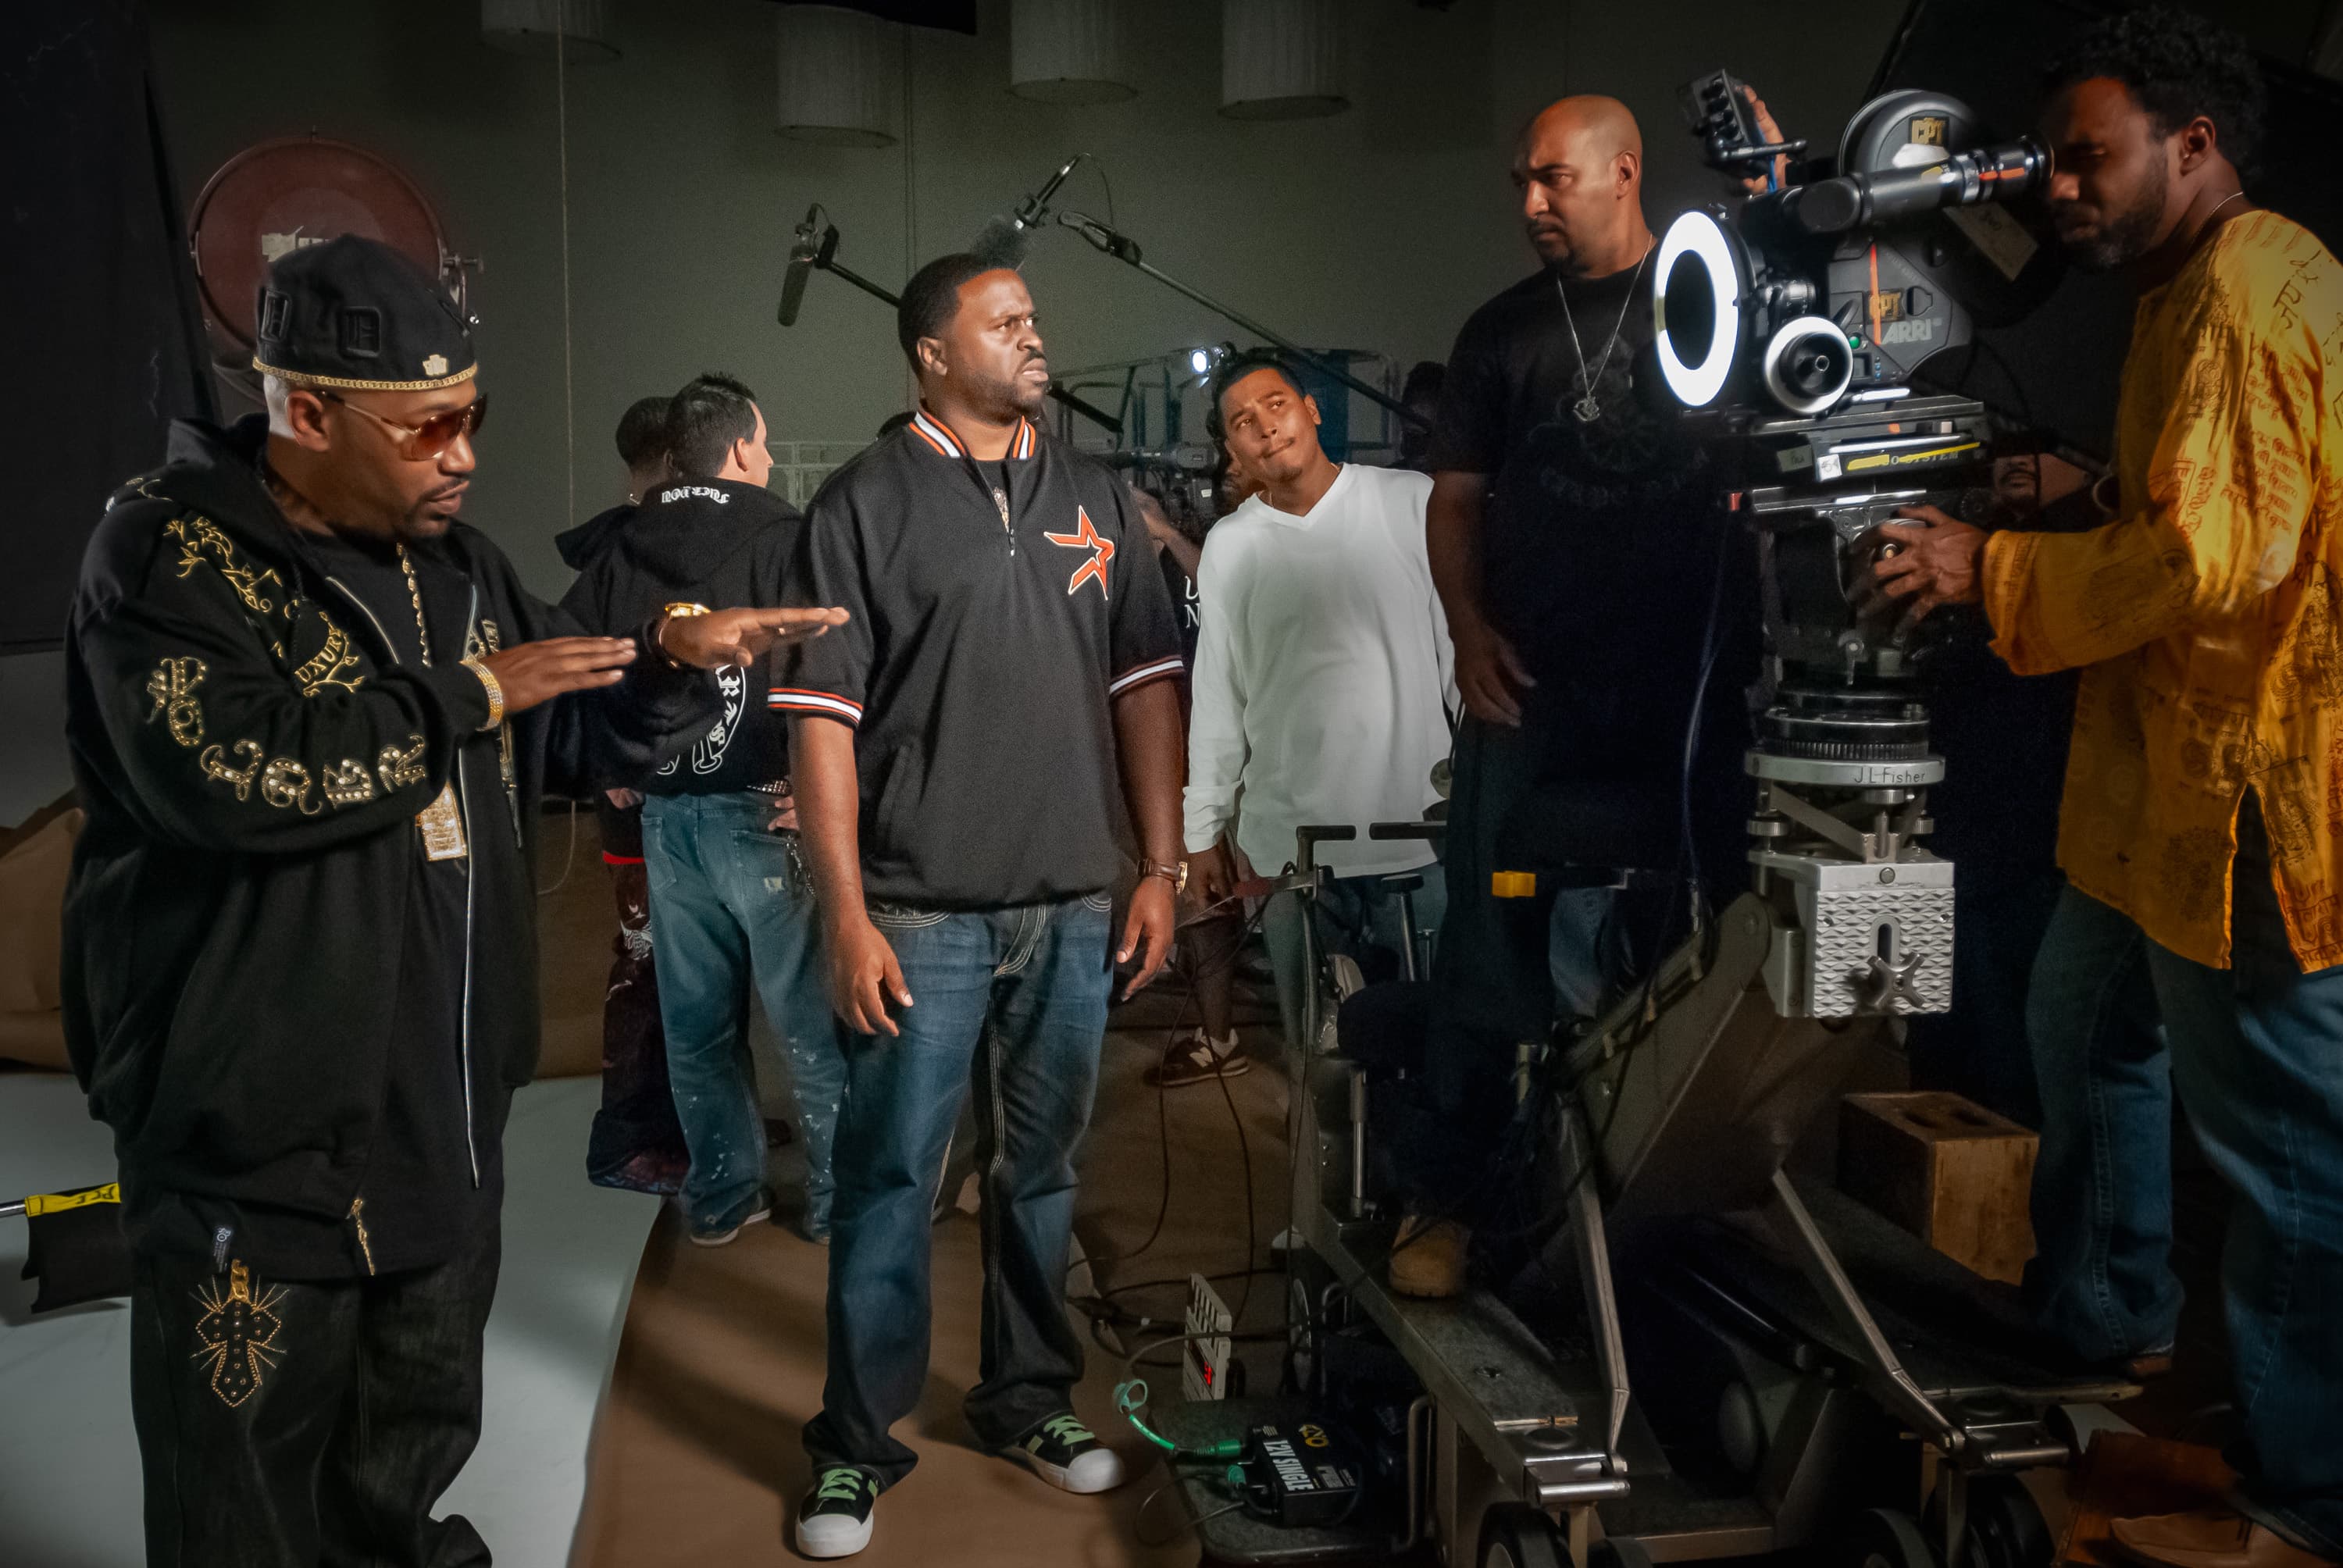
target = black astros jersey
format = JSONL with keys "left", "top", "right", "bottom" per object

{"left": 773, "top": 409, "right": 1182, "bottom": 908}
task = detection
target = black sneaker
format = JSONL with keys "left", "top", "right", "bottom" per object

{"left": 1143, "top": 1028, "right": 1250, "bottom": 1089}
{"left": 688, "top": 1192, "right": 772, "bottom": 1249}
{"left": 794, "top": 1466, "right": 879, "bottom": 1559}
{"left": 1003, "top": 1411, "right": 1125, "bottom": 1494}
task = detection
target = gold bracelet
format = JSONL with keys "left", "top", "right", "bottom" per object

{"left": 462, "top": 657, "right": 505, "bottom": 730}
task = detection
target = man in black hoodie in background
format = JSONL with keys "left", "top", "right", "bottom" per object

{"left": 565, "top": 372, "right": 844, "bottom": 1245}
{"left": 554, "top": 394, "right": 672, "bottom": 574}
{"left": 564, "top": 395, "right": 693, "bottom": 1196}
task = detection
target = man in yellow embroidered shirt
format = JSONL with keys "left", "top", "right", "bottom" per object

{"left": 1876, "top": 12, "right": 2343, "bottom": 1566}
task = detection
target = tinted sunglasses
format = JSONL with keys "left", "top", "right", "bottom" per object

{"left": 322, "top": 390, "right": 489, "bottom": 459}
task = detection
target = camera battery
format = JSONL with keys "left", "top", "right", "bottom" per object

{"left": 1241, "top": 1420, "right": 1361, "bottom": 1528}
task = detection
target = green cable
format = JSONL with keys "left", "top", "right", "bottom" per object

{"left": 1113, "top": 1378, "right": 1246, "bottom": 1462}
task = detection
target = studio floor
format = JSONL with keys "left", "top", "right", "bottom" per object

{"left": 0, "top": 815, "right": 2240, "bottom": 1566}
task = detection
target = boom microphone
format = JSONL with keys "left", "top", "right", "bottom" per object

{"left": 779, "top": 205, "right": 836, "bottom": 327}
{"left": 971, "top": 153, "right": 1086, "bottom": 269}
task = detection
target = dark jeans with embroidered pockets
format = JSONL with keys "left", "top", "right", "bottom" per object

{"left": 802, "top": 893, "right": 1113, "bottom": 1490}
{"left": 129, "top": 1225, "right": 500, "bottom": 1568}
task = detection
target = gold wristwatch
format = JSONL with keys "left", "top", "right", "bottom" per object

{"left": 1139, "top": 857, "right": 1188, "bottom": 893}
{"left": 655, "top": 601, "right": 712, "bottom": 668}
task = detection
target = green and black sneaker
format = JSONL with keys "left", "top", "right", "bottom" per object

{"left": 794, "top": 1465, "right": 879, "bottom": 1559}
{"left": 1004, "top": 1410, "right": 1125, "bottom": 1495}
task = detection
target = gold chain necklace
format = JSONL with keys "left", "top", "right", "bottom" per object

{"left": 395, "top": 544, "right": 434, "bottom": 666}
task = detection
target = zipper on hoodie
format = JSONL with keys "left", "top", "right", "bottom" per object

{"left": 327, "top": 573, "right": 483, "bottom": 1192}
{"left": 348, "top": 1196, "right": 377, "bottom": 1276}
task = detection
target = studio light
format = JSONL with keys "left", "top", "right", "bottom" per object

{"left": 1653, "top": 208, "right": 1744, "bottom": 410}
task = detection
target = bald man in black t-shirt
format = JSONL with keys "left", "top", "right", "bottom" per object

{"left": 1402, "top": 96, "right": 1760, "bottom": 1297}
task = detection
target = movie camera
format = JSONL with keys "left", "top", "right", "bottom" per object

{"left": 1652, "top": 73, "right": 2063, "bottom": 1016}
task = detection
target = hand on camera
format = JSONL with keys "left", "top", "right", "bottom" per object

{"left": 1866, "top": 504, "right": 1989, "bottom": 629}
{"left": 479, "top": 637, "right": 637, "bottom": 715}
{"left": 1739, "top": 86, "right": 1790, "bottom": 195}
{"left": 1453, "top": 614, "right": 1535, "bottom": 727}
{"left": 829, "top": 913, "right": 912, "bottom": 1037}
{"left": 658, "top": 605, "right": 848, "bottom": 670}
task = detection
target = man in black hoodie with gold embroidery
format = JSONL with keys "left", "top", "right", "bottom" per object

{"left": 60, "top": 236, "right": 843, "bottom": 1567}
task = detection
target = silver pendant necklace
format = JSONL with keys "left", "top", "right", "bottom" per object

{"left": 1557, "top": 242, "right": 1651, "bottom": 423}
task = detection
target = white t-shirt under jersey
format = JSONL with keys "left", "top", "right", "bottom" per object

{"left": 1182, "top": 463, "right": 1456, "bottom": 878}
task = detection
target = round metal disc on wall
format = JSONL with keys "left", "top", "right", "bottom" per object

{"left": 1011, "top": 0, "right": 1134, "bottom": 103}
{"left": 480, "top": 0, "right": 620, "bottom": 63}
{"left": 1221, "top": 0, "right": 1346, "bottom": 120}
{"left": 188, "top": 137, "right": 449, "bottom": 357}
{"left": 777, "top": 4, "right": 898, "bottom": 147}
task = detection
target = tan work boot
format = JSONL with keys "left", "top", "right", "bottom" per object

{"left": 1387, "top": 1213, "right": 1469, "bottom": 1299}
{"left": 2110, "top": 1509, "right": 2340, "bottom": 1568}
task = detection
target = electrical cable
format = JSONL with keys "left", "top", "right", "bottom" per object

{"left": 536, "top": 796, "right": 582, "bottom": 896}
{"left": 1079, "top": 889, "right": 1267, "bottom": 1281}
{"left": 1070, "top": 888, "right": 1273, "bottom": 1357}
{"left": 551, "top": 0, "right": 576, "bottom": 534}
{"left": 1134, "top": 1481, "right": 1247, "bottom": 1550}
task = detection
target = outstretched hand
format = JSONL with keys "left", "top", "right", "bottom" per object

{"left": 479, "top": 636, "right": 637, "bottom": 716}
{"left": 659, "top": 605, "right": 848, "bottom": 670}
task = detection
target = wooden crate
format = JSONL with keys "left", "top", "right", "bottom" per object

{"left": 1838, "top": 1090, "right": 2038, "bottom": 1285}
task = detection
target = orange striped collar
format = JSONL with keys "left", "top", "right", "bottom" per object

{"left": 908, "top": 407, "right": 1036, "bottom": 461}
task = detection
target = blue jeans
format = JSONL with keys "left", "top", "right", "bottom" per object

{"left": 2146, "top": 796, "right": 2343, "bottom": 1552}
{"left": 803, "top": 893, "right": 1113, "bottom": 1489}
{"left": 1907, "top": 868, "right": 2066, "bottom": 1126}
{"left": 2024, "top": 883, "right": 2175, "bottom": 1367}
{"left": 642, "top": 792, "right": 844, "bottom": 1235}
{"left": 1263, "top": 864, "right": 1448, "bottom": 1053}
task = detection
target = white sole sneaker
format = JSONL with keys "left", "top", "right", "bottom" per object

{"left": 794, "top": 1511, "right": 874, "bottom": 1559}
{"left": 687, "top": 1203, "right": 771, "bottom": 1248}
{"left": 1005, "top": 1442, "right": 1125, "bottom": 1495}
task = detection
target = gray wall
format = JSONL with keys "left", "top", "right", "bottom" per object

{"left": 142, "top": 0, "right": 1900, "bottom": 596}
{"left": 6, "top": 0, "right": 1904, "bottom": 827}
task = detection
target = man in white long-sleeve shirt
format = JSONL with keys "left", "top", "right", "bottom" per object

{"left": 1185, "top": 351, "right": 1457, "bottom": 1058}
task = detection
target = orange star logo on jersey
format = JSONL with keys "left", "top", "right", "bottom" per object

{"left": 1043, "top": 505, "right": 1114, "bottom": 598}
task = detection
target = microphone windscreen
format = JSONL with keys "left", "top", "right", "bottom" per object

{"left": 779, "top": 251, "right": 812, "bottom": 326}
{"left": 969, "top": 214, "right": 1032, "bottom": 271}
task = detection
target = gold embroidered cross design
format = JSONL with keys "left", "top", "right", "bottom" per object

{"left": 166, "top": 517, "right": 284, "bottom": 615}
{"left": 292, "top": 616, "right": 365, "bottom": 697}
{"left": 191, "top": 1260, "right": 287, "bottom": 1409}
{"left": 199, "top": 740, "right": 264, "bottom": 800}
{"left": 143, "top": 657, "right": 208, "bottom": 747}
{"left": 377, "top": 735, "right": 429, "bottom": 791}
